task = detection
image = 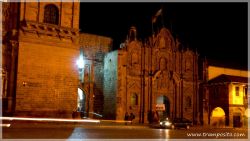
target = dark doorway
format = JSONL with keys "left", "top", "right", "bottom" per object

{"left": 233, "top": 115, "right": 241, "bottom": 127}
{"left": 157, "top": 95, "right": 170, "bottom": 120}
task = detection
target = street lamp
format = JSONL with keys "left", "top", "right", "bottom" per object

{"left": 76, "top": 53, "right": 92, "bottom": 118}
{"left": 76, "top": 52, "right": 85, "bottom": 84}
{"left": 76, "top": 55, "right": 84, "bottom": 70}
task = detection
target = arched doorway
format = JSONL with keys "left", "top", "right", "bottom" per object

{"left": 77, "top": 88, "right": 86, "bottom": 118}
{"left": 157, "top": 95, "right": 170, "bottom": 120}
{"left": 210, "top": 107, "right": 225, "bottom": 127}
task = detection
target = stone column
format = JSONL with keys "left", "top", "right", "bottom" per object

{"left": 8, "top": 40, "right": 18, "bottom": 115}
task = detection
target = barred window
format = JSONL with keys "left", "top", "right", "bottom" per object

{"left": 44, "top": 4, "right": 59, "bottom": 25}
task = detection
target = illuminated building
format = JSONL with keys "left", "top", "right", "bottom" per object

{"left": 103, "top": 26, "right": 200, "bottom": 123}
{"left": 2, "top": 2, "right": 114, "bottom": 118}
{"left": 200, "top": 60, "right": 249, "bottom": 127}
{"left": 2, "top": 2, "right": 200, "bottom": 123}
{"left": 2, "top": 2, "right": 81, "bottom": 117}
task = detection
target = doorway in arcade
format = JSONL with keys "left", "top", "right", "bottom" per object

{"left": 156, "top": 95, "right": 170, "bottom": 120}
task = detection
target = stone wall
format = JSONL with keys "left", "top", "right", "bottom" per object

{"left": 103, "top": 51, "right": 118, "bottom": 119}
{"left": 13, "top": 2, "right": 80, "bottom": 118}
{"left": 16, "top": 41, "right": 79, "bottom": 118}
{"left": 79, "top": 33, "right": 112, "bottom": 118}
{"left": 93, "top": 51, "right": 105, "bottom": 118}
{"left": 79, "top": 33, "right": 111, "bottom": 54}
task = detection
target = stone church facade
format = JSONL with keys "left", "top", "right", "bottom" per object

{"left": 104, "top": 27, "right": 200, "bottom": 123}
{"left": 2, "top": 2, "right": 199, "bottom": 123}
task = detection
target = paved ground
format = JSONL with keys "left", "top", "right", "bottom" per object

{"left": 1, "top": 119, "right": 249, "bottom": 140}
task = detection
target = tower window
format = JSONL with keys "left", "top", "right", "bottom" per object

{"left": 44, "top": 4, "right": 59, "bottom": 25}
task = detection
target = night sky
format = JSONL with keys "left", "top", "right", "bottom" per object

{"left": 80, "top": 3, "right": 248, "bottom": 69}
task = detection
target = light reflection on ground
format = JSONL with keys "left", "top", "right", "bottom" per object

{"left": 0, "top": 116, "right": 100, "bottom": 123}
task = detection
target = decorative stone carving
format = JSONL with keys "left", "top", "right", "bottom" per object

{"left": 158, "top": 70, "right": 170, "bottom": 90}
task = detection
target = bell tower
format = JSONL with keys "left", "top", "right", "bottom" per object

{"left": 11, "top": 1, "right": 81, "bottom": 118}
{"left": 20, "top": 2, "right": 79, "bottom": 43}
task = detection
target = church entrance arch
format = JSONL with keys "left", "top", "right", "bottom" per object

{"left": 156, "top": 95, "right": 170, "bottom": 120}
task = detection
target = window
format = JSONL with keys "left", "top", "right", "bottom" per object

{"left": 244, "top": 86, "right": 248, "bottom": 98}
{"left": 44, "top": 4, "right": 59, "bottom": 25}
{"left": 131, "top": 93, "right": 138, "bottom": 106}
{"left": 235, "top": 86, "right": 239, "bottom": 96}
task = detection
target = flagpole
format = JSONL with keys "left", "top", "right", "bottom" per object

{"left": 161, "top": 6, "right": 164, "bottom": 28}
{"left": 152, "top": 8, "right": 163, "bottom": 36}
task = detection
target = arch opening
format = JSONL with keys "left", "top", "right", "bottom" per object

{"left": 210, "top": 107, "right": 225, "bottom": 127}
{"left": 157, "top": 95, "right": 170, "bottom": 120}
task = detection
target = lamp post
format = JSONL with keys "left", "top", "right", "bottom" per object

{"left": 77, "top": 55, "right": 84, "bottom": 83}
{"left": 76, "top": 54, "right": 84, "bottom": 118}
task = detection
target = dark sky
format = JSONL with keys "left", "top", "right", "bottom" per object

{"left": 80, "top": 3, "right": 248, "bottom": 69}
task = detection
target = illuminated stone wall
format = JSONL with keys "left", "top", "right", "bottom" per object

{"left": 202, "top": 64, "right": 249, "bottom": 127}
{"left": 206, "top": 82, "right": 247, "bottom": 127}
{"left": 12, "top": 2, "right": 80, "bottom": 118}
{"left": 16, "top": 41, "right": 79, "bottom": 117}
{"left": 228, "top": 83, "right": 247, "bottom": 127}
